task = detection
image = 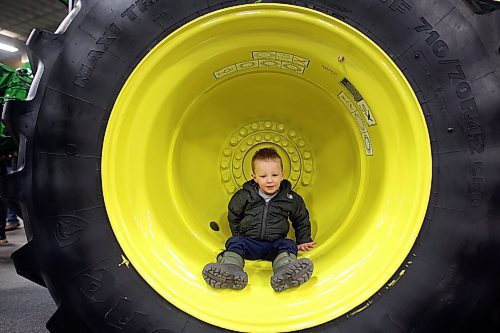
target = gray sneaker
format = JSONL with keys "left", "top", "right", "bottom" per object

{"left": 5, "top": 220, "right": 20, "bottom": 231}
{"left": 202, "top": 263, "right": 248, "bottom": 290}
{"left": 271, "top": 258, "right": 314, "bottom": 292}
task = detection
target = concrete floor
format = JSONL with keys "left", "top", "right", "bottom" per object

{"left": 0, "top": 223, "right": 56, "bottom": 333}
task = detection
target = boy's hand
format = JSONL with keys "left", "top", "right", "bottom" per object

{"left": 298, "top": 242, "right": 316, "bottom": 251}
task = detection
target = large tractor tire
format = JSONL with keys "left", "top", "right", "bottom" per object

{"left": 1, "top": 0, "right": 499, "bottom": 332}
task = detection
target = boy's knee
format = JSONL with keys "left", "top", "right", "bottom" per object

{"left": 225, "top": 235, "right": 246, "bottom": 247}
{"left": 282, "top": 238, "right": 297, "bottom": 246}
{"left": 224, "top": 236, "right": 248, "bottom": 257}
{"left": 276, "top": 238, "right": 298, "bottom": 255}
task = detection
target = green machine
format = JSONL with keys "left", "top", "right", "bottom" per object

{"left": 0, "top": 63, "right": 32, "bottom": 154}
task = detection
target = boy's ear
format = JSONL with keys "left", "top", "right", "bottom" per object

{"left": 251, "top": 172, "right": 256, "bottom": 180}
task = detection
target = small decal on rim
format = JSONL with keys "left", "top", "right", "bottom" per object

{"left": 358, "top": 100, "right": 377, "bottom": 126}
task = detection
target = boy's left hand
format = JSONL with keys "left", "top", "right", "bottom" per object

{"left": 298, "top": 242, "right": 316, "bottom": 251}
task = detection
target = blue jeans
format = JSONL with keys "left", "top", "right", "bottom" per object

{"left": 6, "top": 209, "right": 18, "bottom": 222}
{"left": 225, "top": 236, "right": 297, "bottom": 261}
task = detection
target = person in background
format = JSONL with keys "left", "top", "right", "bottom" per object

{"left": 0, "top": 154, "right": 9, "bottom": 244}
{"left": 5, "top": 153, "right": 20, "bottom": 231}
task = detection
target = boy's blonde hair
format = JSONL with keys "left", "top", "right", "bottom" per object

{"left": 251, "top": 147, "right": 283, "bottom": 172}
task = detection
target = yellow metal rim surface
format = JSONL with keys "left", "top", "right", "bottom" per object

{"left": 102, "top": 4, "right": 432, "bottom": 332}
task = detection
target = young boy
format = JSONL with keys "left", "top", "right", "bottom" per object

{"left": 203, "top": 147, "right": 316, "bottom": 292}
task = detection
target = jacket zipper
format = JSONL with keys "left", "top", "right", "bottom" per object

{"left": 259, "top": 201, "right": 270, "bottom": 240}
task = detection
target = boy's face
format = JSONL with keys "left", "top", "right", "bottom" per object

{"left": 251, "top": 159, "right": 284, "bottom": 195}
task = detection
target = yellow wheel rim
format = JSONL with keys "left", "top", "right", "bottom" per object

{"left": 102, "top": 4, "right": 432, "bottom": 332}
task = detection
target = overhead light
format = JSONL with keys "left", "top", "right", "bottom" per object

{"left": 0, "top": 42, "right": 19, "bottom": 53}
{"left": 0, "top": 29, "right": 25, "bottom": 41}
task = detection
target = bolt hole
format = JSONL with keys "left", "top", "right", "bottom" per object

{"left": 447, "top": 127, "right": 455, "bottom": 133}
{"left": 210, "top": 221, "right": 220, "bottom": 231}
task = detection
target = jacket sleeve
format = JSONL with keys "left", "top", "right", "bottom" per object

{"left": 290, "top": 193, "right": 313, "bottom": 244}
{"left": 227, "top": 190, "right": 246, "bottom": 236}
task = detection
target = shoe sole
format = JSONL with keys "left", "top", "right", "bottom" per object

{"left": 5, "top": 226, "right": 19, "bottom": 231}
{"left": 5, "top": 223, "right": 20, "bottom": 231}
{"left": 271, "top": 258, "right": 314, "bottom": 292}
{"left": 202, "top": 264, "right": 248, "bottom": 290}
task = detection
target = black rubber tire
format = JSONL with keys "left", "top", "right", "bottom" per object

{"left": 1, "top": 0, "right": 499, "bottom": 332}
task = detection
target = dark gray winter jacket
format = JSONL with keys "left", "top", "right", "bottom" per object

{"left": 227, "top": 179, "right": 313, "bottom": 244}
